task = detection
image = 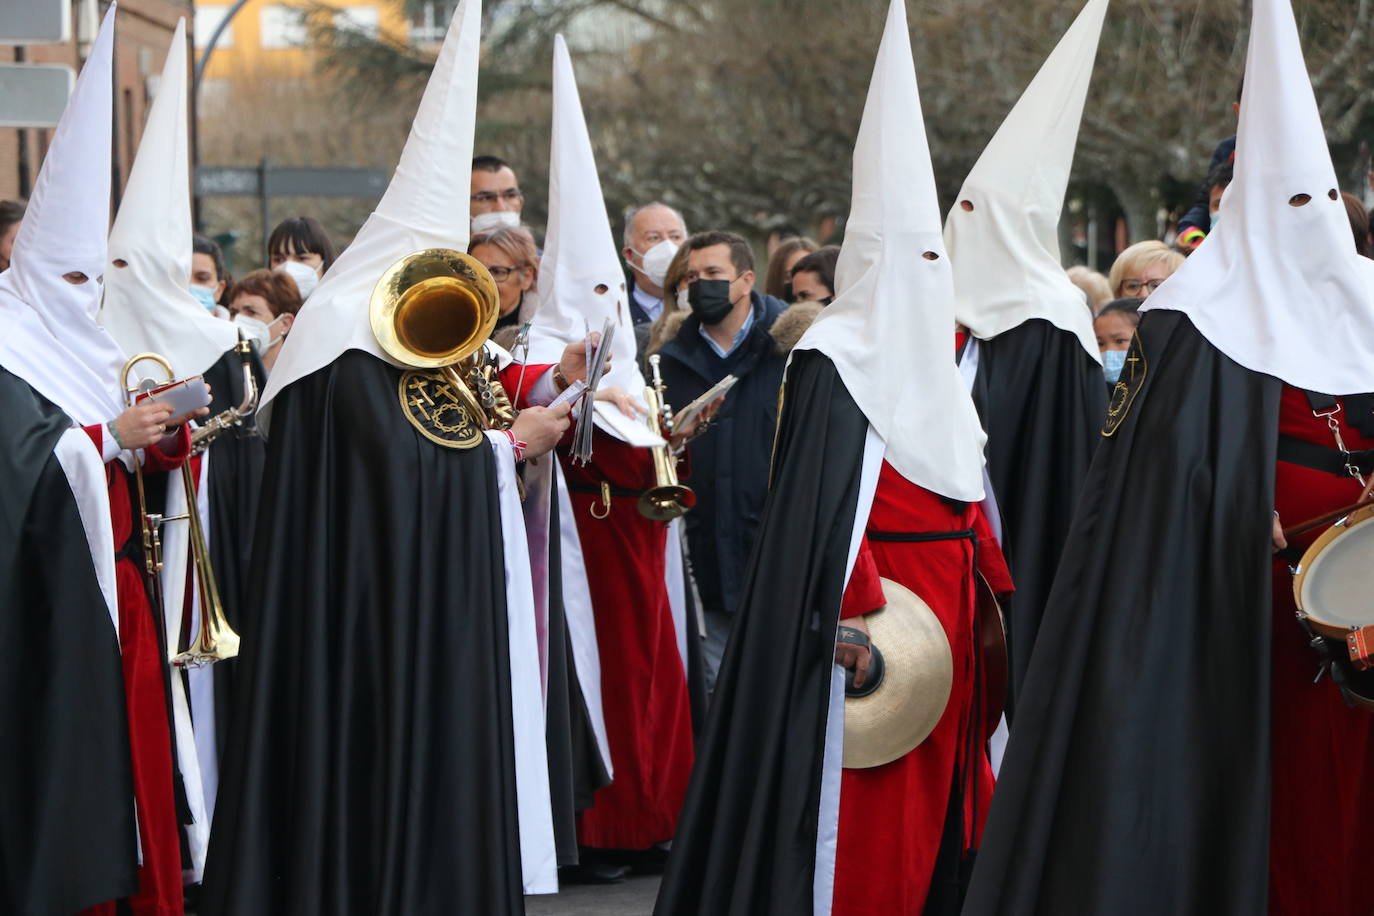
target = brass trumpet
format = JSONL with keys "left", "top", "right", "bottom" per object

{"left": 190, "top": 336, "right": 259, "bottom": 455}
{"left": 638, "top": 354, "right": 696, "bottom": 520}
{"left": 122, "top": 353, "right": 240, "bottom": 668}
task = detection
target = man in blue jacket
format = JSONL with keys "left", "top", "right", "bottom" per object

{"left": 657, "top": 230, "right": 790, "bottom": 689}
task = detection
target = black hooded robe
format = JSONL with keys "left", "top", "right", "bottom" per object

{"left": 962, "top": 310, "right": 1278, "bottom": 915}
{"left": 655, "top": 349, "right": 869, "bottom": 915}
{"left": 0, "top": 368, "right": 138, "bottom": 914}
{"left": 200, "top": 350, "right": 526, "bottom": 915}
{"left": 200, "top": 345, "right": 268, "bottom": 761}
{"left": 965, "top": 318, "right": 1105, "bottom": 709}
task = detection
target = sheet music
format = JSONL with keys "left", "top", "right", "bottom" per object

{"left": 671, "top": 374, "right": 738, "bottom": 432}
{"left": 571, "top": 319, "right": 616, "bottom": 464}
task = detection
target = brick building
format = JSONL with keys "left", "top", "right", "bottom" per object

{"left": 0, "top": 0, "right": 192, "bottom": 206}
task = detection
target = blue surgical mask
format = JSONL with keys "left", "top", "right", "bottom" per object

{"left": 190, "top": 284, "right": 219, "bottom": 312}
{"left": 1102, "top": 349, "right": 1129, "bottom": 385}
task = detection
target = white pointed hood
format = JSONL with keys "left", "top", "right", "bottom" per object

{"left": 944, "top": 0, "right": 1107, "bottom": 361}
{"left": 259, "top": 0, "right": 482, "bottom": 417}
{"left": 99, "top": 19, "right": 238, "bottom": 378}
{"left": 1141, "top": 0, "right": 1374, "bottom": 394}
{"left": 795, "top": 0, "right": 985, "bottom": 501}
{"left": 0, "top": 4, "right": 128, "bottom": 427}
{"left": 527, "top": 35, "right": 645, "bottom": 408}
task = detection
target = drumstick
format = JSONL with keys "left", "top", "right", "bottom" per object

{"left": 1283, "top": 497, "right": 1374, "bottom": 541}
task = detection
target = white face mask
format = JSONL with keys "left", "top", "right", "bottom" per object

{"left": 633, "top": 239, "right": 679, "bottom": 289}
{"left": 471, "top": 211, "right": 521, "bottom": 234}
{"left": 675, "top": 286, "right": 690, "bottom": 309}
{"left": 275, "top": 259, "right": 319, "bottom": 300}
{"left": 233, "top": 313, "right": 285, "bottom": 354}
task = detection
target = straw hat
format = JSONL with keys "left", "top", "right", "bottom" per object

{"left": 843, "top": 577, "right": 953, "bottom": 769}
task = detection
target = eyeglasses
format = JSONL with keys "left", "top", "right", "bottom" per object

{"left": 485, "top": 265, "right": 526, "bottom": 282}
{"left": 470, "top": 189, "right": 524, "bottom": 205}
{"left": 1121, "top": 277, "right": 1166, "bottom": 295}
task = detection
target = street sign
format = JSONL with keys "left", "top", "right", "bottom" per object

{"left": 0, "top": 64, "right": 74, "bottom": 127}
{"left": 0, "top": 0, "right": 71, "bottom": 45}
{"left": 195, "top": 166, "right": 261, "bottom": 197}
{"left": 264, "top": 167, "right": 389, "bottom": 198}
{"left": 196, "top": 165, "right": 388, "bottom": 199}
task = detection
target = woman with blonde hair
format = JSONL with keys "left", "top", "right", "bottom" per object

{"left": 1066, "top": 265, "right": 1114, "bottom": 313}
{"left": 1106, "top": 240, "right": 1184, "bottom": 299}
{"left": 468, "top": 224, "right": 540, "bottom": 350}
{"left": 646, "top": 244, "right": 693, "bottom": 356}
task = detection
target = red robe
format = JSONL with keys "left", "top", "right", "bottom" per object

{"left": 561, "top": 432, "right": 695, "bottom": 850}
{"left": 833, "top": 461, "right": 1012, "bottom": 915}
{"left": 499, "top": 362, "right": 554, "bottom": 409}
{"left": 1269, "top": 386, "right": 1374, "bottom": 915}
{"left": 80, "top": 424, "right": 191, "bottom": 916}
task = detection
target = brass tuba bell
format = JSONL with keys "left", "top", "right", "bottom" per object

{"left": 370, "top": 248, "right": 503, "bottom": 424}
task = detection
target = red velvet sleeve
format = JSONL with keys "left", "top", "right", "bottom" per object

{"left": 141, "top": 424, "right": 192, "bottom": 473}
{"left": 972, "top": 504, "right": 1014, "bottom": 600}
{"left": 840, "top": 536, "right": 886, "bottom": 620}
{"left": 500, "top": 363, "right": 555, "bottom": 409}
{"left": 82, "top": 424, "right": 103, "bottom": 453}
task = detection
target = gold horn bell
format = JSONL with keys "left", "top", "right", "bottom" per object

{"left": 370, "top": 248, "right": 500, "bottom": 369}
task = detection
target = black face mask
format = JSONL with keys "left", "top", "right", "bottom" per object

{"left": 688, "top": 278, "right": 735, "bottom": 325}
{"left": 781, "top": 281, "right": 794, "bottom": 302}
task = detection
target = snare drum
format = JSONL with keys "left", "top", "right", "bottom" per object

{"left": 1292, "top": 502, "right": 1374, "bottom": 711}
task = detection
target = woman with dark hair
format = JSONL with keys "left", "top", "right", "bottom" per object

{"left": 789, "top": 245, "right": 841, "bottom": 304}
{"left": 266, "top": 215, "right": 338, "bottom": 275}
{"left": 226, "top": 268, "right": 303, "bottom": 371}
{"left": 0, "top": 199, "right": 25, "bottom": 272}
{"left": 191, "top": 233, "right": 230, "bottom": 314}
{"left": 1093, "top": 296, "right": 1143, "bottom": 389}
{"left": 763, "top": 235, "right": 817, "bottom": 300}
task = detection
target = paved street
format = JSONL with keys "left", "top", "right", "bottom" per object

{"left": 526, "top": 875, "right": 661, "bottom": 916}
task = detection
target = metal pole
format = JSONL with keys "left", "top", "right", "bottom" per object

{"left": 191, "top": 0, "right": 251, "bottom": 230}
{"left": 192, "top": 0, "right": 251, "bottom": 98}
{"left": 1087, "top": 200, "right": 1099, "bottom": 272}
{"left": 14, "top": 46, "right": 30, "bottom": 198}
{"left": 260, "top": 156, "right": 271, "bottom": 266}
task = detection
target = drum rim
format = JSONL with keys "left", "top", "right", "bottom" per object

{"left": 1293, "top": 502, "right": 1374, "bottom": 638}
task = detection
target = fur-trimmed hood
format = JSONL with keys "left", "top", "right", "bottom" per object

{"left": 769, "top": 302, "right": 823, "bottom": 355}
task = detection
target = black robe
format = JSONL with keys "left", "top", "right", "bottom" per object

{"left": 201, "top": 350, "right": 525, "bottom": 915}
{"left": 201, "top": 345, "right": 268, "bottom": 759}
{"left": 539, "top": 466, "right": 611, "bottom": 866}
{"left": 966, "top": 318, "right": 1105, "bottom": 709}
{"left": 962, "top": 311, "right": 1279, "bottom": 915}
{"left": 655, "top": 350, "right": 869, "bottom": 916}
{"left": 0, "top": 368, "right": 138, "bottom": 913}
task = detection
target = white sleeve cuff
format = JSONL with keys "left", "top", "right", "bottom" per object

{"left": 100, "top": 426, "right": 122, "bottom": 464}
{"left": 524, "top": 369, "right": 558, "bottom": 408}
